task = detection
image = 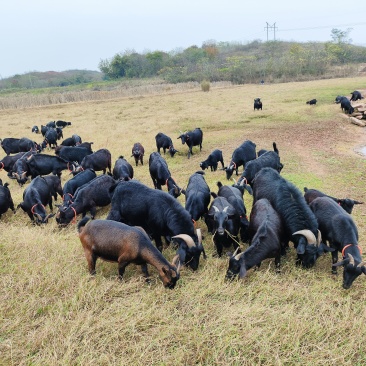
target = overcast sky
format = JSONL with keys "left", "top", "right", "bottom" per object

{"left": 1, "top": 0, "right": 365, "bottom": 78}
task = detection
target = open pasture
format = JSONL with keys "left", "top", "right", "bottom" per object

{"left": 1, "top": 77, "right": 366, "bottom": 365}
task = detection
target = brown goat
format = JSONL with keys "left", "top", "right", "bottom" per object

{"left": 77, "top": 217, "right": 180, "bottom": 288}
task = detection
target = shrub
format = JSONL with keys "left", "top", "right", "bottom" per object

{"left": 201, "top": 80, "right": 210, "bottom": 92}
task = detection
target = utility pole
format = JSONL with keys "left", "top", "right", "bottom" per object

{"left": 265, "top": 22, "right": 278, "bottom": 41}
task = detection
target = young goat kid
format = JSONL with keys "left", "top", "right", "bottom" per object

{"left": 78, "top": 217, "right": 181, "bottom": 289}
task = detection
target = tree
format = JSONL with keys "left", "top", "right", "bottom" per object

{"left": 330, "top": 28, "right": 353, "bottom": 45}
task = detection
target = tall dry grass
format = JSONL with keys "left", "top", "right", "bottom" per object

{"left": 1, "top": 77, "right": 366, "bottom": 365}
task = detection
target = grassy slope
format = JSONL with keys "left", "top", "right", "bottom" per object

{"left": 1, "top": 77, "right": 366, "bottom": 365}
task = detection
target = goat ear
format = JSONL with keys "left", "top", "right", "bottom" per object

{"left": 318, "top": 242, "right": 335, "bottom": 255}
{"left": 333, "top": 258, "right": 348, "bottom": 267}
{"left": 296, "top": 242, "right": 306, "bottom": 255}
{"left": 239, "top": 260, "right": 247, "bottom": 279}
{"left": 244, "top": 184, "right": 253, "bottom": 195}
{"left": 177, "top": 247, "right": 186, "bottom": 265}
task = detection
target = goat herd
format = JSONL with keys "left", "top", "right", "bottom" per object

{"left": 0, "top": 110, "right": 365, "bottom": 290}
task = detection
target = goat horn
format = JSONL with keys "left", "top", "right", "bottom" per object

{"left": 196, "top": 228, "right": 202, "bottom": 244}
{"left": 293, "top": 230, "right": 316, "bottom": 244}
{"left": 348, "top": 253, "right": 355, "bottom": 266}
{"left": 235, "top": 252, "right": 245, "bottom": 260}
{"left": 171, "top": 254, "right": 180, "bottom": 267}
{"left": 232, "top": 246, "right": 240, "bottom": 257}
{"left": 212, "top": 205, "right": 220, "bottom": 212}
{"left": 232, "top": 178, "right": 236, "bottom": 184}
{"left": 357, "top": 261, "right": 366, "bottom": 268}
{"left": 317, "top": 230, "right": 322, "bottom": 246}
{"left": 171, "top": 234, "right": 195, "bottom": 248}
{"left": 223, "top": 206, "right": 229, "bottom": 213}
{"left": 21, "top": 171, "right": 27, "bottom": 179}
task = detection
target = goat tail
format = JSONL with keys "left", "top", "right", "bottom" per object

{"left": 273, "top": 142, "right": 279, "bottom": 155}
{"left": 77, "top": 216, "right": 91, "bottom": 233}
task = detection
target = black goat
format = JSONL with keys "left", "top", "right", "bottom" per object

{"left": 55, "top": 146, "right": 93, "bottom": 164}
{"left": 225, "top": 198, "right": 286, "bottom": 280}
{"left": 61, "top": 168, "right": 97, "bottom": 208}
{"left": 149, "top": 152, "right": 182, "bottom": 198}
{"left": 304, "top": 187, "right": 363, "bottom": 214}
{"left": 107, "top": 180, "right": 206, "bottom": 270}
{"left": 155, "top": 132, "right": 178, "bottom": 157}
{"left": 306, "top": 99, "right": 317, "bottom": 105}
{"left": 177, "top": 128, "right": 203, "bottom": 159}
{"left": 309, "top": 197, "right": 365, "bottom": 289}
{"left": 0, "top": 152, "right": 26, "bottom": 178}
{"left": 225, "top": 140, "right": 256, "bottom": 180}
{"left": 199, "top": 149, "right": 224, "bottom": 171}
{"left": 205, "top": 196, "right": 240, "bottom": 257}
{"left": 131, "top": 142, "right": 145, "bottom": 166}
{"left": 182, "top": 171, "right": 211, "bottom": 223}
{"left": 112, "top": 156, "right": 134, "bottom": 181}
{"left": 75, "top": 148, "right": 112, "bottom": 175}
{"left": 236, "top": 142, "right": 283, "bottom": 190}
{"left": 0, "top": 137, "right": 39, "bottom": 155}
{"left": 254, "top": 98, "right": 262, "bottom": 110}
{"left": 213, "top": 182, "right": 250, "bottom": 243}
{"left": 78, "top": 217, "right": 181, "bottom": 289}
{"left": 18, "top": 176, "right": 55, "bottom": 224}
{"left": 0, "top": 180, "right": 15, "bottom": 218}
{"left": 27, "top": 154, "right": 76, "bottom": 179}
{"left": 350, "top": 90, "right": 363, "bottom": 101}
{"left": 56, "top": 174, "right": 115, "bottom": 226}
{"left": 252, "top": 167, "right": 332, "bottom": 268}
{"left": 340, "top": 98, "right": 354, "bottom": 115}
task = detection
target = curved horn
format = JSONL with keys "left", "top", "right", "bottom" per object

{"left": 171, "top": 234, "right": 195, "bottom": 248}
{"left": 235, "top": 252, "right": 245, "bottom": 260}
{"left": 171, "top": 254, "right": 180, "bottom": 267}
{"left": 357, "top": 261, "right": 366, "bottom": 268}
{"left": 232, "top": 246, "right": 240, "bottom": 257}
{"left": 21, "top": 171, "right": 27, "bottom": 179}
{"left": 34, "top": 213, "right": 43, "bottom": 221}
{"left": 196, "top": 228, "right": 202, "bottom": 244}
{"left": 293, "top": 229, "right": 316, "bottom": 244}
{"left": 317, "top": 230, "right": 322, "bottom": 246}
{"left": 14, "top": 173, "right": 20, "bottom": 179}
{"left": 223, "top": 206, "right": 229, "bottom": 213}
{"left": 232, "top": 178, "right": 237, "bottom": 184}
{"left": 348, "top": 253, "right": 355, "bottom": 266}
{"left": 212, "top": 205, "right": 220, "bottom": 213}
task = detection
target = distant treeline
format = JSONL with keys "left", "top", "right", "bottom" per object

{"left": 2, "top": 36, "right": 366, "bottom": 91}
{"left": 99, "top": 39, "right": 366, "bottom": 84}
{"left": 0, "top": 70, "right": 103, "bottom": 91}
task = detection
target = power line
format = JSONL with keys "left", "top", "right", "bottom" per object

{"left": 278, "top": 21, "right": 366, "bottom": 32}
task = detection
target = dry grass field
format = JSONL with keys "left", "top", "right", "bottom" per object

{"left": 1, "top": 77, "right": 366, "bottom": 365}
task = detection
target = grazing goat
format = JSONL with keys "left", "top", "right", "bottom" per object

{"left": 252, "top": 167, "right": 332, "bottom": 268}
{"left": 18, "top": 176, "right": 55, "bottom": 224}
{"left": 78, "top": 217, "right": 181, "bottom": 289}
{"left": 177, "top": 128, "right": 203, "bottom": 159}
{"left": 236, "top": 142, "right": 283, "bottom": 190}
{"left": 303, "top": 187, "right": 363, "bottom": 214}
{"left": 226, "top": 198, "right": 286, "bottom": 280}
{"left": 350, "top": 90, "right": 363, "bottom": 101}
{"left": 309, "top": 196, "right": 365, "bottom": 289}
{"left": 107, "top": 180, "right": 206, "bottom": 270}
{"left": 131, "top": 142, "right": 145, "bottom": 166}
{"left": 56, "top": 174, "right": 115, "bottom": 226}
{"left": 225, "top": 140, "right": 256, "bottom": 180}
{"left": 112, "top": 156, "right": 134, "bottom": 181}
{"left": 74, "top": 148, "right": 112, "bottom": 175}
{"left": 199, "top": 149, "right": 224, "bottom": 171}
{"left": 306, "top": 99, "right": 317, "bottom": 105}
{"left": 182, "top": 171, "right": 211, "bottom": 222}
{"left": 149, "top": 152, "right": 182, "bottom": 198}
{"left": 0, "top": 180, "right": 15, "bottom": 218}
{"left": 61, "top": 168, "right": 97, "bottom": 208}
{"left": 155, "top": 132, "right": 178, "bottom": 157}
